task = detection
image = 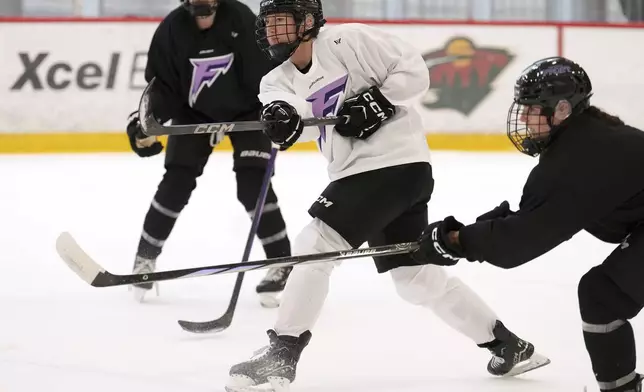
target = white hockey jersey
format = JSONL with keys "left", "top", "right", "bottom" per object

{"left": 259, "top": 23, "right": 431, "bottom": 181}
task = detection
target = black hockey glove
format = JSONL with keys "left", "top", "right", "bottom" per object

{"left": 476, "top": 200, "right": 514, "bottom": 222}
{"left": 261, "top": 101, "right": 303, "bottom": 151}
{"left": 335, "top": 86, "right": 396, "bottom": 140}
{"left": 412, "top": 216, "right": 465, "bottom": 266}
{"left": 126, "top": 111, "right": 163, "bottom": 158}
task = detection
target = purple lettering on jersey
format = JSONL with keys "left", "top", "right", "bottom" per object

{"left": 306, "top": 74, "right": 348, "bottom": 148}
{"left": 189, "top": 53, "right": 235, "bottom": 107}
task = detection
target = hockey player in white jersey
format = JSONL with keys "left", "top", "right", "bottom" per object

{"left": 225, "top": 0, "right": 549, "bottom": 390}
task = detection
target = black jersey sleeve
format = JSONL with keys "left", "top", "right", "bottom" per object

{"left": 459, "top": 191, "right": 582, "bottom": 268}
{"left": 143, "top": 22, "right": 183, "bottom": 124}
{"left": 458, "top": 146, "right": 640, "bottom": 269}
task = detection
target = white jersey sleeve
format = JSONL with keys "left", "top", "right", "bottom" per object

{"left": 259, "top": 70, "right": 320, "bottom": 143}
{"left": 338, "top": 24, "right": 429, "bottom": 107}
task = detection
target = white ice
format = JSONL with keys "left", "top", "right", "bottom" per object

{"left": 1, "top": 151, "right": 642, "bottom": 392}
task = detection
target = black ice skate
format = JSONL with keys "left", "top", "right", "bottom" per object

{"left": 255, "top": 267, "right": 292, "bottom": 308}
{"left": 485, "top": 320, "right": 551, "bottom": 377}
{"left": 629, "top": 374, "right": 644, "bottom": 392}
{"left": 129, "top": 256, "right": 159, "bottom": 302}
{"left": 226, "top": 329, "right": 311, "bottom": 392}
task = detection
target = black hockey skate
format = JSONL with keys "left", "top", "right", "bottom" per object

{"left": 485, "top": 320, "right": 551, "bottom": 377}
{"left": 629, "top": 374, "right": 644, "bottom": 392}
{"left": 226, "top": 329, "right": 311, "bottom": 392}
{"left": 129, "top": 256, "right": 159, "bottom": 302}
{"left": 256, "top": 267, "right": 292, "bottom": 308}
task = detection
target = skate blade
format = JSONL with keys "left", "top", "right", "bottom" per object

{"left": 258, "top": 292, "right": 281, "bottom": 308}
{"left": 226, "top": 375, "right": 290, "bottom": 392}
{"left": 128, "top": 283, "right": 159, "bottom": 303}
{"left": 502, "top": 352, "right": 551, "bottom": 377}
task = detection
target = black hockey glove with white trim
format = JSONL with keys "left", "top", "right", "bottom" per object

{"left": 261, "top": 100, "right": 303, "bottom": 151}
{"left": 412, "top": 216, "right": 465, "bottom": 266}
{"left": 476, "top": 200, "right": 514, "bottom": 222}
{"left": 126, "top": 110, "right": 163, "bottom": 158}
{"left": 335, "top": 86, "right": 396, "bottom": 140}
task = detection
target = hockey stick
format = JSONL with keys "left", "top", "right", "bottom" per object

{"left": 55, "top": 232, "right": 418, "bottom": 288}
{"left": 138, "top": 77, "right": 349, "bottom": 137}
{"left": 177, "top": 147, "right": 278, "bottom": 333}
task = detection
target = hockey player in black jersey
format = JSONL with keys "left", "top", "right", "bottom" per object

{"left": 126, "top": 0, "right": 292, "bottom": 305}
{"left": 413, "top": 56, "right": 644, "bottom": 392}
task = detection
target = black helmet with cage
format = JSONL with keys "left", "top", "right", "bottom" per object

{"left": 180, "top": 0, "right": 218, "bottom": 17}
{"left": 507, "top": 56, "right": 593, "bottom": 157}
{"left": 256, "top": 0, "right": 326, "bottom": 63}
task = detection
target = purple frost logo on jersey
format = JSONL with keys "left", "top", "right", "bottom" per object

{"left": 189, "top": 53, "right": 235, "bottom": 107}
{"left": 306, "top": 74, "right": 348, "bottom": 147}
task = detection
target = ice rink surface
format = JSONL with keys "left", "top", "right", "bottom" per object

{"left": 1, "top": 150, "right": 642, "bottom": 392}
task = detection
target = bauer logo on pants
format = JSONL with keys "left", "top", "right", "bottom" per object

{"left": 240, "top": 150, "right": 272, "bottom": 160}
{"left": 422, "top": 37, "right": 513, "bottom": 115}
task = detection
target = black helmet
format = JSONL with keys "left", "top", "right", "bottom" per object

{"left": 256, "top": 0, "right": 326, "bottom": 63}
{"left": 181, "top": 0, "right": 218, "bottom": 17}
{"left": 507, "top": 56, "right": 592, "bottom": 156}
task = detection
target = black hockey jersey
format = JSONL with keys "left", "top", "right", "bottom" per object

{"left": 459, "top": 111, "right": 644, "bottom": 268}
{"left": 144, "top": 0, "right": 276, "bottom": 125}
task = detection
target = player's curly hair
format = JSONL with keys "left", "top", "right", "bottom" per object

{"left": 585, "top": 106, "right": 625, "bottom": 126}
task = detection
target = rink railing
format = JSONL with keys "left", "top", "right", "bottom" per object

{"left": 1, "top": 17, "right": 643, "bottom": 153}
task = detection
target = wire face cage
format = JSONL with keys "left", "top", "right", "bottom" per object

{"left": 506, "top": 102, "right": 552, "bottom": 157}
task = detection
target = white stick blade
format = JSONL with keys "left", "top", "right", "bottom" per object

{"left": 55, "top": 232, "right": 105, "bottom": 285}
